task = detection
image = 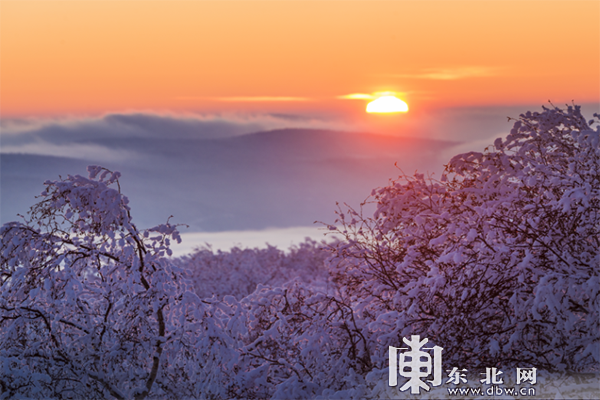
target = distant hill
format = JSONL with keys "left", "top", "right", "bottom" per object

{"left": 1, "top": 128, "right": 460, "bottom": 231}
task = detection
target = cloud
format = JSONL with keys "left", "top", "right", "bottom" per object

{"left": 0, "top": 142, "right": 137, "bottom": 162}
{"left": 170, "top": 226, "right": 339, "bottom": 256}
{"left": 216, "top": 96, "right": 310, "bottom": 102}
{"left": 390, "top": 66, "right": 497, "bottom": 80}
{"left": 337, "top": 91, "right": 407, "bottom": 100}
{"left": 337, "top": 93, "right": 375, "bottom": 100}
{"left": 176, "top": 96, "right": 310, "bottom": 102}
{"left": 0, "top": 112, "right": 353, "bottom": 159}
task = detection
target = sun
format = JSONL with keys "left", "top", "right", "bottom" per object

{"left": 366, "top": 96, "right": 409, "bottom": 113}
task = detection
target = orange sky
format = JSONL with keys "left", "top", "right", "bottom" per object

{"left": 1, "top": 0, "right": 599, "bottom": 117}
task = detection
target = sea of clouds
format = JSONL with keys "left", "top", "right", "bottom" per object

{"left": 3, "top": 103, "right": 598, "bottom": 255}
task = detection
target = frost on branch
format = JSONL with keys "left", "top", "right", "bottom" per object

{"left": 327, "top": 105, "right": 599, "bottom": 374}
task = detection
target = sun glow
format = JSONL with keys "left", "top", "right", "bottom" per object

{"left": 366, "top": 96, "right": 409, "bottom": 113}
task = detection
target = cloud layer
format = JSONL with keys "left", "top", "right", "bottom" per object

{"left": 1, "top": 112, "right": 352, "bottom": 160}
{"left": 389, "top": 66, "right": 499, "bottom": 80}
{"left": 3, "top": 104, "right": 598, "bottom": 252}
{"left": 1, "top": 112, "right": 460, "bottom": 234}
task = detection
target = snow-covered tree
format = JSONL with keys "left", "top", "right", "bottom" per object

{"left": 175, "top": 239, "right": 330, "bottom": 300}
{"left": 327, "top": 104, "right": 599, "bottom": 374}
{"left": 0, "top": 166, "right": 202, "bottom": 399}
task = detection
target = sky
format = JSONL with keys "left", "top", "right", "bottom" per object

{"left": 2, "top": 1, "right": 599, "bottom": 117}
{"left": 1, "top": 0, "right": 599, "bottom": 254}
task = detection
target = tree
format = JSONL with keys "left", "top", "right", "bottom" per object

{"left": 0, "top": 166, "right": 198, "bottom": 399}
{"left": 327, "top": 104, "right": 599, "bottom": 374}
{"left": 174, "top": 239, "right": 330, "bottom": 301}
